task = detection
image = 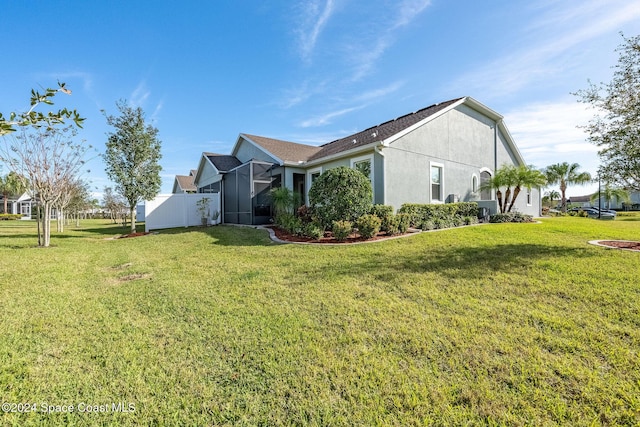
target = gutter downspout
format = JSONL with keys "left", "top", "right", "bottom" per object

{"left": 494, "top": 120, "right": 499, "bottom": 175}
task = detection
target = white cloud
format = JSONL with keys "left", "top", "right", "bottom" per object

{"left": 392, "top": 0, "right": 432, "bottom": 29}
{"left": 296, "top": 0, "right": 336, "bottom": 62}
{"left": 296, "top": 81, "right": 403, "bottom": 128}
{"left": 504, "top": 99, "right": 600, "bottom": 174}
{"left": 449, "top": 0, "right": 640, "bottom": 99}
{"left": 130, "top": 81, "right": 150, "bottom": 107}
{"left": 299, "top": 105, "right": 367, "bottom": 128}
{"left": 349, "top": 0, "right": 432, "bottom": 81}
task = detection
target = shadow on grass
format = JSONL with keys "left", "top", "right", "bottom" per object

{"left": 154, "top": 224, "right": 275, "bottom": 247}
{"left": 302, "top": 243, "right": 597, "bottom": 282}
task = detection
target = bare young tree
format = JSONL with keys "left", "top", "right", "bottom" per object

{"left": 0, "top": 126, "right": 91, "bottom": 246}
{"left": 55, "top": 177, "right": 90, "bottom": 232}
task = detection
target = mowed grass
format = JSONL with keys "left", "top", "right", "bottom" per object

{"left": 0, "top": 216, "right": 639, "bottom": 426}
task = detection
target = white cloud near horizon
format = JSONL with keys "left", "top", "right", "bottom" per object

{"left": 505, "top": 99, "right": 600, "bottom": 170}
{"left": 449, "top": 0, "right": 640, "bottom": 99}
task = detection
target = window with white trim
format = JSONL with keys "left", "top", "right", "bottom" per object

{"left": 472, "top": 175, "right": 478, "bottom": 193}
{"left": 480, "top": 170, "right": 492, "bottom": 200}
{"left": 307, "top": 167, "right": 322, "bottom": 202}
{"left": 430, "top": 162, "right": 444, "bottom": 202}
{"left": 527, "top": 188, "right": 532, "bottom": 206}
{"left": 351, "top": 154, "right": 374, "bottom": 200}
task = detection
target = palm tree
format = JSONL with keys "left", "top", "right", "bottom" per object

{"left": 590, "top": 186, "right": 630, "bottom": 209}
{"left": 506, "top": 165, "right": 547, "bottom": 212}
{"left": 0, "top": 172, "right": 28, "bottom": 214}
{"left": 480, "top": 164, "right": 546, "bottom": 213}
{"left": 543, "top": 162, "right": 592, "bottom": 212}
{"left": 545, "top": 190, "right": 561, "bottom": 208}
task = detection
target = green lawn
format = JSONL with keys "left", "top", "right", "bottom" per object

{"left": 1, "top": 216, "right": 639, "bottom": 426}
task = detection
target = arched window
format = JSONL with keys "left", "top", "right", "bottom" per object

{"left": 480, "top": 171, "right": 491, "bottom": 200}
{"left": 471, "top": 175, "right": 478, "bottom": 193}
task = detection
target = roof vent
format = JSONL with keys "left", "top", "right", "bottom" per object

{"left": 352, "top": 139, "right": 357, "bottom": 144}
{"left": 371, "top": 131, "right": 378, "bottom": 138}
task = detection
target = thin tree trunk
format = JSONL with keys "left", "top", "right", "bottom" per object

{"left": 503, "top": 188, "right": 512, "bottom": 213}
{"left": 36, "top": 205, "right": 42, "bottom": 246}
{"left": 130, "top": 206, "right": 136, "bottom": 234}
{"left": 42, "top": 203, "right": 51, "bottom": 247}
{"left": 496, "top": 190, "right": 503, "bottom": 213}
{"left": 57, "top": 208, "right": 64, "bottom": 232}
{"left": 507, "top": 186, "right": 522, "bottom": 212}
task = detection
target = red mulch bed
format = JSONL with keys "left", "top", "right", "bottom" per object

{"left": 597, "top": 240, "right": 640, "bottom": 251}
{"left": 267, "top": 226, "right": 416, "bottom": 244}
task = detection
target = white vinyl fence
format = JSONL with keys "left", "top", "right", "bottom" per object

{"left": 144, "top": 193, "right": 221, "bottom": 232}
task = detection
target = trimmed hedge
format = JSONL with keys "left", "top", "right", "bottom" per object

{"left": 489, "top": 212, "right": 534, "bottom": 223}
{"left": 398, "top": 202, "right": 479, "bottom": 227}
{"left": 0, "top": 214, "right": 22, "bottom": 220}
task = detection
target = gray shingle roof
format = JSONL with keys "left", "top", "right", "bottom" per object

{"left": 204, "top": 153, "right": 242, "bottom": 172}
{"left": 240, "top": 98, "right": 463, "bottom": 164}
{"left": 308, "top": 98, "right": 462, "bottom": 161}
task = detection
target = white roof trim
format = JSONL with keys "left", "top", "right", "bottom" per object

{"left": 232, "top": 134, "right": 284, "bottom": 166}
{"left": 193, "top": 153, "right": 221, "bottom": 187}
{"left": 303, "top": 141, "right": 381, "bottom": 167}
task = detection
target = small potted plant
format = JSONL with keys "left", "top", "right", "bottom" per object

{"left": 196, "top": 197, "right": 210, "bottom": 226}
{"left": 211, "top": 210, "right": 220, "bottom": 225}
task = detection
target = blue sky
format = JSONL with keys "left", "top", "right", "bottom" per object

{"left": 2, "top": 0, "right": 640, "bottom": 198}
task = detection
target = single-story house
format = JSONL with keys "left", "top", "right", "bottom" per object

{"left": 178, "top": 96, "right": 541, "bottom": 225}
{"left": 572, "top": 192, "right": 640, "bottom": 211}
{"left": 0, "top": 192, "right": 33, "bottom": 219}
{"left": 172, "top": 169, "right": 197, "bottom": 193}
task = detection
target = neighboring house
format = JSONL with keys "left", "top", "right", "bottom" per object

{"left": 172, "top": 169, "right": 198, "bottom": 193}
{"left": 179, "top": 96, "right": 541, "bottom": 225}
{"left": 566, "top": 195, "right": 592, "bottom": 208}
{"left": 0, "top": 192, "right": 33, "bottom": 219}
{"left": 573, "top": 192, "right": 640, "bottom": 210}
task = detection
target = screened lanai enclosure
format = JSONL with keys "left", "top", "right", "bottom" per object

{"left": 223, "top": 160, "right": 282, "bottom": 225}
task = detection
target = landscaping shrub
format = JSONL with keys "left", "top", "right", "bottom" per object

{"left": 420, "top": 220, "right": 435, "bottom": 231}
{"left": 331, "top": 220, "right": 352, "bottom": 241}
{"left": 489, "top": 212, "right": 534, "bottom": 223}
{"left": 398, "top": 202, "right": 478, "bottom": 227}
{"left": 308, "top": 167, "right": 373, "bottom": 229}
{"left": 355, "top": 214, "right": 381, "bottom": 239}
{"left": 463, "top": 216, "right": 479, "bottom": 225}
{"left": 370, "top": 204, "right": 394, "bottom": 231}
{"left": 276, "top": 213, "right": 303, "bottom": 234}
{"left": 455, "top": 202, "right": 479, "bottom": 218}
{"left": 270, "top": 187, "right": 297, "bottom": 217}
{"left": 296, "top": 205, "right": 314, "bottom": 224}
{"left": 386, "top": 213, "right": 411, "bottom": 235}
{"left": 0, "top": 214, "right": 22, "bottom": 220}
{"left": 395, "top": 213, "right": 411, "bottom": 234}
{"left": 302, "top": 222, "right": 324, "bottom": 240}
